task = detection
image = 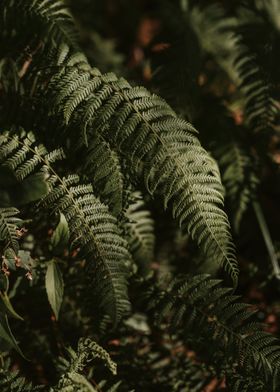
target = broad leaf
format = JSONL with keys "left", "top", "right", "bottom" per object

{"left": 50, "top": 213, "right": 69, "bottom": 255}
{"left": 45, "top": 260, "right": 64, "bottom": 320}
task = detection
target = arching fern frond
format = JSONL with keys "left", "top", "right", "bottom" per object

{"left": 142, "top": 273, "right": 280, "bottom": 387}
{"left": 0, "top": 0, "right": 78, "bottom": 53}
{"left": 214, "top": 138, "right": 259, "bottom": 232}
{"left": 41, "top": 174, "right": 131, "bottom": 323}
{"left": 0, "top": 131, "right": 131, "bottom": 324}
{"left": 189, "top": 3, "right": 240, "bottom": 81}
{"left": 124, "top": 192, "right": 155, "bottom": 274}
{"left": 234, "top": 46, "right": 279, "bottom": 134}
{"left": 36, "top": 49, "right": 238, "bottom": 284}
{"left": 184, "top": 2, "right": 279, "bottom": 135}
{"left": 81, "top": 133, "right": 125, "bottom": 217}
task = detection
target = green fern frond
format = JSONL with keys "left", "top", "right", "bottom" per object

{"left": 228, "top": 373, "right": 269, "bottom": 392}
{"left": 254, "top": 0, "right": 280, "bottom": 31}
{"left": 214, "top": 138, "right": 259, "bottom": 232}
{"left": 0, "top": 359, "right": 43, "bottom": 392}
{"left": 1, "top": 0, "right": 78, "bottom": 52}
{"left": 234, "top": 47, "right": 279, "bottom": 133}
{"left": 187, "top": 3, "right": 241, "bottom": 85}
{"left": 186, "top": 2, "right": 279, "bottom": 134}
{"left": 0, "top": 208, "right": 22, "bottom": 253}
{"left": 81, "top": 134, "right": 124, "bottom": 217}
{"left": 53, "top": 337, "right": 119, "bottom": 392}
{"left": 41, "top": 174, "right": 131, "bottom": 323}
{"left": 143, "top": 274, "right": 280, "bottom": 386}
{"left": 60, "top": 338, "right": 117, "bottom": 376}
{"left": 37, "top": 49, "right": 238, "bottom": 284}
{"left": 0, "top": 131, "right": 131, "bottom": 323}
{"left": 125, "top": 192, "right": 155, "bottom": 273}
{"left": 3, "top": 1, "right": 239, "bottom": 282}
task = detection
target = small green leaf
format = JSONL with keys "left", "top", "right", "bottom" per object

{"left": 0, "top": 313, "right": 24, "bottom": 356}
{"left": 50, "top": 213, "right": 69, "bottom": 254}
{"left": 45, "top": 260, "right": 64, "bottom": 320}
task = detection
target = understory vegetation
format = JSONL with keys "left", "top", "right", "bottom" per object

{"left": 1, "top": 0, "right": 280, "bottom": 390}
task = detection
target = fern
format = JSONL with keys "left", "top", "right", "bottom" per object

{"left": 0, "top": 131, "right": 131, "bottom": 323}
{"left": 181, "top": 2, "right": 279, "bottom": 135}
{"left": 80, "top": 133, "right": 125, "bottom": 217}
{"left": 234, "top": 46, "right": 279, "bottom": 134}
{"left": 1, "top": 1, "right": 280, "bottom": 390}
{"left": 254, "top": 0, "right": 280, "bottom": 31}
{"left": 1, "top": 1, "right": 239, "bottom": 282}
{"left": 228, "top": 373, "right": 269, "bottom": 392}
{"left": 52, "top": 337, "right": 120, "bottom": 392}
{"left": 1, "top": 0, "right": 78, "bottom": 52}
{"left": 141, "top": 273, "right": 280, "bottom": 387}
{"left": 33, "top": 44, "right": 238, "bottom": 284}
{"left": 0, "top": 208, "right": 22, "bottom": 254}
{"left": 0, "top": 358, "right": 43, "bottom": 392}
{"left": 124, "top": 192, "right": 155, "bottom": 274}
{"left": 214, "top": 137, "right": 259, "bottom": 232}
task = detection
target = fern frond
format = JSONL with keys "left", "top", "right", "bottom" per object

{"left": 1, "top": 0, "right": 78, "bottom": 51}
{"left": 81, "top": 133, "right": 125, "bottom": 217}
{"left": 254, "top": 0, "right": 280, "bottom": 31}
{"left": 0, "top": 208, "right": 22, "bottom": 253}
{"left": 0, "top": 359, "right": 43, "bottom": 392}
{"left": 186, "top": 2, "right": 279, "bottom": 134}
{"left": 234, "top": 46, "right": 279, "bottom": 133}
{"left": 37, "top": 49, "right": 238, "bottom": 284}
{"left": 41, "top": 174, "right": 131, "bottom": 323}
{"left": 143, "top": 274, "right": 280, "bottom": 386}
{"left": 125, "top": 192, "right": 155, "bottom": 273}
{"left": 214, "top": 138, "right": 259, "bottom": 232}
{"left": 53, "top": 337, "right": 119, "bottom": 392}
{"left": 188, "top": 3, "right": 241, "bottom": 85}
{"left": 0, "top": 131, "right": 131, "bottom": 323}
{"left": 228, "top": 373, "right": 269, "bottom": 392}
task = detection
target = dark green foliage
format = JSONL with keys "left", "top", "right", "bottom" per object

{"left": 0, "top": 360, "right": 43, "bottom": 391}
{"left": 0, "top": 0, "right": 78, "bottom": 54}
{"left": 0, "top": 208, "right": 21, "bottom": 253}
{"left": 0, "top": 131, "right": 131, "bottom": 323}
{"left": 124, "top": 192, "right": 155, "bottom": 273}
{"left": 38, "top": 46, "right": 238, "bottom": 283}
{"left": 0, "top": 0, "right": 280, "bottom": 390}
{"left": 51, "top": 338, "right": 119, "bottom": 391}
{"left": 142, "top": 273, "right": 280, "bottom": 386}
{"left": 214, "top": 137, "right": 259, "bottom": 232}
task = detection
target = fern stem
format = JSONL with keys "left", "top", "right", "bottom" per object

{"left": 253, "top": 200, "right": 280, "bottom": 279}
